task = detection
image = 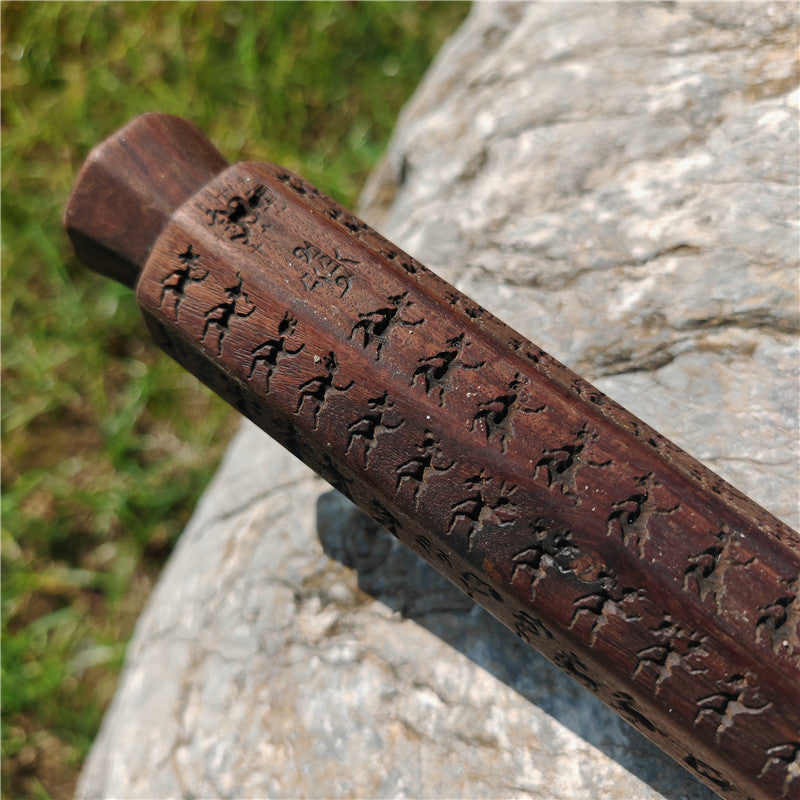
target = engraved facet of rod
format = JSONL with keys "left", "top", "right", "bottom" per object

{"left": 66, "top": 115, "right": 800, "bottom": 800}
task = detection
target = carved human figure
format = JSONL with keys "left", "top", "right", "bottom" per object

{"left": 295, "top": 351, "right": 354, "bottom": 428}
{"left": 248, "top": 313, "right": 305, "bottom": 391}
{"left": 756, "top": 585, "right": 799, "bottom": 653}
{"left": 633, "top": 617, "right": 709, "bottom": 690}
{"left": 206, "top": 185, "right": 270, "bottom": 250}
{"left": 226, "top": 185, "right": 268, "bottom": 242}
{"left": 695, "top": 672, "right": 772, "bottom": 741}
{"left": 395, "top": 430, "right": 455, "bottom": 504}
{"left": 533, "top": 423, "right": 610, "bottom": 496}
{"left": 412, "top": 333, "right": 485, "bottom": 406}
{"left": 606, "top": 472, "right": 680, "bottom": 557}
{"left": 159, "top": 244, "right": 208, "bottom": 319}
{"left": 345, "top": 392, "right": 404, "bottom": 466}
{"left": 759, "top": 742, "right": 800, "bottom": 797}
{"left": 511, "top": 522, "right": 576, "bottom": 597}
{"left": 447, "top": 470, "right": 517, "bottom": 548}
{"left": 201, "top": 272, "right": 256, "bottom": 355}
{"left": 470, "top": 374, "right": 543, "bottom": 452}
{"left": 682, "top": 526, "right": 756, "bottom": 613}
{"left": 570, "top": 577, "right": 646, "bottom": 645}
{"left": 349, "top": 291, "right": 424, "bottom": 360}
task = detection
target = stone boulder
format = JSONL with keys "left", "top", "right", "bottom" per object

{"left": 78, "top": 2, "right": 798, "bottom": 798}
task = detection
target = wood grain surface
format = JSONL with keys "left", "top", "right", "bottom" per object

{"left": 67, "top": 114, "right": 800, "bottom": 800}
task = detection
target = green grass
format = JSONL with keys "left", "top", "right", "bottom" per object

{"left": 0, "top": 3, "right": 470, "bottom": 797}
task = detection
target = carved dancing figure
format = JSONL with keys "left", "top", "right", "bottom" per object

{"left": 349, "top": 291, "right": 424, "bottom": 360}
{"left": 295, "top": 351, "right": 354, "bottom": 428}
{"left": 447, "top": 470, "right": 517, "bottom": 548}
{"left": 248, "top": 313, "right": 305, "bottom": 391}
{"left": 395, "top": 430, "right": 455, "bottom": 503}
{"left": 160, "top": 244, "right": 208, "bottom": 319}
{"left": 345, "top": 392, "right": 404, "bottom": 466}
{"left": 570, "top": 579, "right": 645, "bottom": 645}
{"left": 633, "top": 617, "right": 708, "bottom": 688}
{"left": 606, "top": 472, "right": 680, "bottom": 556}
{"left": 755, "top": 584, "right": 799, "bottom": 651}
{"left": 695, "top": 672, "right": 771, "bottom": 741}
{"left": 758, "top": 742, "right": 800, "bottom": 793}
{"left": 510, "top": 521, "right": 577, "bottom": 596}
{"left": 225, "top": 185, "right": 268, "bottom": 245}
{"left": 470, "top": 376, "right": 523, "bottom": 453}
{"left": 412, "top": 333, "right": 486, "bottom": 405}
{"left": 202, "top": 272, "right": 256, "bottom": 355}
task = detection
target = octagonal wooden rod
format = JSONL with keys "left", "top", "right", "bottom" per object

{"left": 65, "top": 114, "right": 800, "bottom": 800}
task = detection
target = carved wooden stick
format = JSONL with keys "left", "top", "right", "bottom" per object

{"left": 65, "top": 113, "right": 799, "bottom": 800}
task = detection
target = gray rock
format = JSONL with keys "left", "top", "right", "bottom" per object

{"left": 79, "top": 2, "right": 799, "bottom": 798}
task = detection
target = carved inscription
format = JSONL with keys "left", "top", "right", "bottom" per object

{"left": 413, "top": 532, "right": 434, "bottom": 558}
{"left": 268, "top": 414, "right": 313, "bottom": 467}
{"left": 512, "top": 609, "right": 554, "bottom": 645}
{"left": 459, "top": 570, "right": 502, "bottom": 602}
{"left": 432, "top": 546, "right": 452, "bottom": 569}
{"left": 364, "top": 497, "right": 400, "bottom": 536}
{"left": 442, "top": 289, "right": 486, "bottom": 320}
{"left": 324, "top": 204, "right": 368, "bottom": 235}
{"left": 611, "top": 691, "right": 656, "bottom": 732}
{"left": 684, "top": 755, "right": 732, "bottom": 791}
{"left": 314, "top": 451, "right": 359, "bottom": 502}
{"left": 553, "top": 651, "right": 599, "bottom": 692}
{"left": 293, "top": 240, "right": 357, "bottom": 297}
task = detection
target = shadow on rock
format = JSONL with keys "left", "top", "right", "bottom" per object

{"left": 317, "top": 489, "right": 715, "bottom": 800}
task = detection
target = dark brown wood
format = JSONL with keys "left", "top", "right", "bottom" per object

{"left": 64, "top": 113, "right": 228, "bottom": 287}
{"left": 65, "top": 114, "right": 800, "bottom": 800}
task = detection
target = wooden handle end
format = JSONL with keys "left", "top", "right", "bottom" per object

{"left": 64, "top": 112, "right": 228, "bottom": 288}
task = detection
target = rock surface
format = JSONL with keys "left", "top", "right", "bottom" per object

{"left": 79, "top": 3, "right": 799, "bottom": 798}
